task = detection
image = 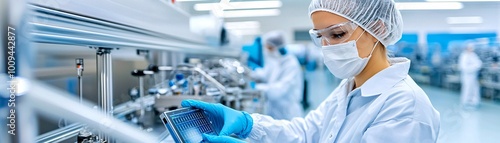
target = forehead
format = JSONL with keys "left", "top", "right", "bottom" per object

{"left": 311, "top": 11, "right": 350, "bottom": 29}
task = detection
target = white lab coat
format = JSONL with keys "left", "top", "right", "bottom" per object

{"left": 458, "top": 51, "right": 482, "bottom": 106}
{"left": 251, "top": 56, "right": 280, "bottom": 83}
{"left": 251, "top": 54, "right": 304, "bottom": 120}
{"left": 248, "top": 58, "right": 440, "bottom": 143}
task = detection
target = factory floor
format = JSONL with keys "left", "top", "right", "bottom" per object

{"left": 305, "top": 69, "right": 500, "bottom": 143}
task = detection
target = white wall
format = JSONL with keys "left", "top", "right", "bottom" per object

{"left": 401, "top": 2, "right": 500, "bottom": 45}
{"left": 497, "top": 3, "right": 500, "bottom": 42}
{"left": 183, "top": 1, "right": 500, "bottom": 45}
{"left": 232, "top": 2, "right": 500, "bottom": 45}
{"left": 224, "top": 0, "right": 312, "bottom": 45}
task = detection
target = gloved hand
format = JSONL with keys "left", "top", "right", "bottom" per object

{"left": 181, "top": 100, "right": 253, "bottom": 138}
{"left": 202, "top": 134, "right": 246, "bottom": 143}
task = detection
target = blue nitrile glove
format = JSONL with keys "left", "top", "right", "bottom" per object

{"left": 202, "top": 134, "right": 246, "bottom": 143}
{"left": 181, "top": 100, "right": 253, "bottom": 138}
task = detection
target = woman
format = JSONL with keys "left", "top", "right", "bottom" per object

{"left": 182, "top": 0, "right": 440, "bottom": 142}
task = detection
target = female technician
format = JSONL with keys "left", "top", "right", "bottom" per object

{"left": 182, "top": 0, "right": 440, "bottom": 142}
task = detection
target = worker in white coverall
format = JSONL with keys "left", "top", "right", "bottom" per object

{"left": 459, "top": 44, "right": 483, "bottom": 108}
{"left": 181, "top": 0, "right": 440, "bottom": 142}
{"left": 250, "top": 31, "right": 304, "bottom": 120}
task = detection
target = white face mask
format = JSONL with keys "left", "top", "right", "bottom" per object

{"left": 264, "top": 48, "right": 281, "bottom": 60}
{"left": 322, "top": 31, "right": 379, "bottom": 79}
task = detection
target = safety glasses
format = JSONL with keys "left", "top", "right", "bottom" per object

{"left": 309, "top": 21, "right": 358, "bottom": 47}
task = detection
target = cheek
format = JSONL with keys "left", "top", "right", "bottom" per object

{"left": 356, "top": 38, "right": 374, "bottom": 58}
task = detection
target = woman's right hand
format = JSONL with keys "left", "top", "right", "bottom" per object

{"left": 181, "top": 100, "right": 253, "bottom": 138}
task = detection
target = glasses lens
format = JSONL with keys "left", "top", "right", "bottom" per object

{"left": 310, "top": 22, "right": 357, "bottom": 46}
{"left": 309, "top": 29, "right": 322, "bottom": 47}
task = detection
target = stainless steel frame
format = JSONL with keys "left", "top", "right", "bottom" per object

{"left": 35, "top": 95, "right": 157, "bottom": 143}
{"left": 16, "top": 0, "right": 243, "bottom": 142}
{"left": 95, "top": 47, "right": 114, "bottom": 142}
{"left": 27, "top": 80, "right": 158, "bottom": 143}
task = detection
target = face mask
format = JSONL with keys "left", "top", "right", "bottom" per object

{"left": 264, "top": 48, "right": 281, "bottom": 60}
{"left": 322, "top": 30, "right": 379, "bottom": 79}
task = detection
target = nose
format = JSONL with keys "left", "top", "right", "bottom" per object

{"left": 321, "top": 38, "right": 329, "bottom": 46}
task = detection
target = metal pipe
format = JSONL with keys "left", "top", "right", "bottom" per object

{"left": 96, "top": 47, "right": 113, "bottom": 142}
{"left": 192, "top": 67, "right": 227, "bottom": 95}
{"left": 79, "top": 76, "right": 83, "bottom": 103}
{"left": 35, "top": 95, "right": 156, "bottom": 143}
{"left": 152, "top": 65, "right": 226, "bottom": 95}
{"left": 26, "top": 80, "right": 157, "bottom": 143}
{"left": 76, "top": 58, "right": 84, "bottom": 103}
{"left": 36, "top": 123, "right": 83, "bottom": 143}
{"left": 139, "top": 76, "right": 144, "bottom": 99}
{"left": 138, "top": 76, "right": 145, "bottom": 118}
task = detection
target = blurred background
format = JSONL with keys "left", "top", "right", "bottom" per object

{"left": 1, "top": 0, "right": 499, "bottom": 143}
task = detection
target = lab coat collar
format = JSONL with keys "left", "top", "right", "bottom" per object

{"left": 358, "top": 57, "right": 411, "bottom": 97}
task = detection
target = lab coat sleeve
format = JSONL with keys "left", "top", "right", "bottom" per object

{"left": 251, "top": 67, "right": 268, "bottom": 82}
{"left": 472, "top": 54, "right": 483, "bottom": 71}
{"left": 361, "top": 118, "right": 436, "bottom": 143}
{"left": 458, "top": 53, "right": 466, "bottom": 71}
{"left": 251, "top": 59, "right": 279, "bottom": 82}
{"left": 247, "top": 94, "right": 334, "bottom": 143}
{"left": 260, "top": 62, "right": 302, "bottom": 101}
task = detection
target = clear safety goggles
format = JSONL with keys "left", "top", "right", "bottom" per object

{"left": 309, "top": 21, "right": 358, "bottom": 47}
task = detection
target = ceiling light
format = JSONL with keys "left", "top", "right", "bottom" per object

{"left": 194, "top": 1, "right": 282, "bottom": 11}
{"left": 395, "top": 2, "right": 463, "bottom": 10}
{"left": 222, "top": 9, "right": 280, "bottom": 18}
{"left": 225, "top": 21, "right": 260, "bottom": 29}
{"left": 447, "top": 16, "right": 483, "bottom": 24}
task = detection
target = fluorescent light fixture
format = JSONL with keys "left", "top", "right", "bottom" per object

{"left": 447, "top": 16, "right": 483, "bottom": 24}
{"left": 222, "top": 9, "right": 280, "bottom": 18}
{"left": 225, "top": 21, "right": 260, "bottom": 30}
{"left": 395, "top": 2, "right": 463, "bottom": 10}
{"left": 427, "top": 0, "right": 500, "bottom": 2}
{"left": 194, "top": 1, "right": 282, "bottom": 11}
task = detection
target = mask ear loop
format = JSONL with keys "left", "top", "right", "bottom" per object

{"left": 355, "top": 29, "right": 365, "bottom": 41}
{"left": 355, "top": 29, "right": 379, "bottom": 58}
{"left": 369, "top": 41, "right": 379, "bottom": 56}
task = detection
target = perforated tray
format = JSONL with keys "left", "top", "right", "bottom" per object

{"left": 160, "top": 108, "right": 218, "bottom": 143}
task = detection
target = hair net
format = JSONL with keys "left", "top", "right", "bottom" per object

{"left": 262, "top": 31, "right": 285, "bottom": 49}
{"left": 309, "top": 0, "right": 403, "bottom": 46}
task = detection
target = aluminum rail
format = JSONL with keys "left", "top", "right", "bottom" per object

{"left": 35, "top": 95, "right": 156, "bottom": 143}
{"left": 36, "top": 123, "right": 83, "bottom": 143}
{"left": 27, "top": 80, "right": 157, "bottom": 143}
{"left": 27, "top": 4, "right": 240, "bottom": 57}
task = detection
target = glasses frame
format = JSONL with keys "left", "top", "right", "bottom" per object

{"left": 309, "top": 21, "right": 358, "bottom": 47}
